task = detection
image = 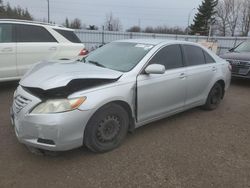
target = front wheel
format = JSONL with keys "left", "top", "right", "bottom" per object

{"left": 84, "top": 104, "right": 129, "bottom": 153}
{"left": 203, "top": 83, "right": 223, "bottom": 110}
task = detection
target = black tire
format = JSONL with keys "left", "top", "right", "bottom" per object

{"left": 84, "top": 103, "right": 129, "bottom": 153}
{"left": 203, "top": 83, "right": 223, "bottom": 110}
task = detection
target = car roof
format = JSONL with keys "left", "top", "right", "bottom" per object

{"left": 115, "top": 38, "right": 198, "bottom": 46}
{"left": 0, "top": 19, "right": 74, "bottom": 31}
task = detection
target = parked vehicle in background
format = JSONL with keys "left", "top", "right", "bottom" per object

{"left": 220, "top": 40, "right": 250, "bottom": 79}
{"left": 10, "top": 39, "right": 231, "bottom": 153}
{"left": 0, "top": 19, "right": 88, "bottom": 82}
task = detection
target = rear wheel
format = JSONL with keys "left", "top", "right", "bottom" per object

{"left": 203, "top": 83, "right": 223, "bottom": 110}
{"left": 84, "top": 103, "right": 129, "bottom": 153}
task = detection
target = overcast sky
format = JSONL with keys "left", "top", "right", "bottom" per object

{"left": 5, "top": 0, "right": 202, "bottom": 30}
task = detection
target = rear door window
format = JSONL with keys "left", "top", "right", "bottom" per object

{"left": 0, "top": 24, "right": 14, "bottom": 43}
{"left": 54, "top": 29, "right": 81, "bottom": 43}
{"left": 16, "top": 24, "right": 57, "bottom": 42}
{"left": 183, "top": 45, "right": 206, "bottom": 66}
{"left": 149, "top": 44, "right": 184, "bottom": 70}
{"left": 203, "top": 50, "right": 215, "bottom": 63}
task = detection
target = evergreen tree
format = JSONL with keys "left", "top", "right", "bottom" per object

{"left": 0, "top": 0, "right": 32, "bottom": 20}
{"left": 23, "top": 8, "right": 32, "bottom": 20}
{"left": 0, "top": 0, "right": 4, "bottom": 11}
{"left": 0, "top": 0, "right": 5, "bottom": 17}
{"left": 5, "top": 3, "right": 12, "bottom": 18}
{"left": 190, "top": 0, "right": 218, "bottom": 36}
{"left": 64, "top": 17, "right": 69, "bottom": 28}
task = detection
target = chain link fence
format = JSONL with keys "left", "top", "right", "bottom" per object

{"left": 75, "top": 29, "right": 249, "bottom": 55}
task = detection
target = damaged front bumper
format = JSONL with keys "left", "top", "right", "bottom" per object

{"left": 11, "top": 86, "right": 94, "bottom": 151}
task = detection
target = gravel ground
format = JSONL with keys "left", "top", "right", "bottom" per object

{"left": 0, "top": 79, "right": 250, "bottom": 188}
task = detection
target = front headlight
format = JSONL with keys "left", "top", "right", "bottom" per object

{"left": 31, "top": 97, "right": 86, "bottom": 114}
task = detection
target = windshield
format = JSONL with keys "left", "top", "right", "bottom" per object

{"left": 234, "top": 41, "right": 250, "bottom": 52}
{"left": 84, "top": 42, "right": 154, "bottom": 72}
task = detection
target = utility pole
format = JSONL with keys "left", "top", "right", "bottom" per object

{"left": 47, "top": 0, "right": 50, "bottom": 23}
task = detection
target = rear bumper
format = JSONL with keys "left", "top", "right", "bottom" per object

{"left": 232, "top": 73, "right": 250, "bottom": 79}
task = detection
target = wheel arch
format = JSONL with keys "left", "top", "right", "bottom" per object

{"left": 216, "top": 79, "right": 225, "bottom": 99}
{"left": 111, "top": 100, "right": 136, "bottom": 132}
{"left": 85, "top": 100, "right": 136, "bottom": 134}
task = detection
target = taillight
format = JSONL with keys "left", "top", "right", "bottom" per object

{"left": 79, "top": 48, "right": 89, "bottom": 56}
{"left": 228, "top": 64, "right": 232, "bottom": 71}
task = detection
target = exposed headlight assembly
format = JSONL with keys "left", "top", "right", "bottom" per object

{"left": 31, "top": 97, "right": 86, "bottom": 114}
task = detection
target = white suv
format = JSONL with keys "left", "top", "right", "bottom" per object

{"left": 0, "top": 19, "right": 87, "bottom": 82}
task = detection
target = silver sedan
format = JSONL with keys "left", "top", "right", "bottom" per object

{"left": 10, "top": 39, "right": 231, "bottom": 153}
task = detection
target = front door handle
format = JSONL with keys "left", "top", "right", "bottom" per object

{"left": 49, "top": 47, "right": 57, "bottom": 51}
{"left": 179, "top": 73, "right": 186, "bottom": 79}
{"left": 212, "top": 66, "right": 217, "bottom": 72}
{"left": 1, "top": 47, "right": 13, "bottom": 52}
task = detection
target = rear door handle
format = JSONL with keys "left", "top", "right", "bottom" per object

{"left": 1, "top": 47, "right": 13, "bottom": 52}
{"left": 49, "top": 47, "right": 57, "bottom": 51}
{"left": 179, "top": 73, "right": 186, "bottom": 79}
{"left": 212, "top": 66, "right": 217, "bottom": 72}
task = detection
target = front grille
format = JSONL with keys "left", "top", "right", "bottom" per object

{"left": 13, "top": 95, "right": 31, "bottom": 113}
{"left": 227, "top": 59, "right": 250, "bottom": 75}
{"left": 227, "top": 59, "right": 250, "bottom": 67}
{"left": 37, "top": 138, "right": 55, "bottom": 145}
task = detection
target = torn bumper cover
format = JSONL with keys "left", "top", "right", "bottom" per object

{"left": 11, "top": 86, "right": 95, "bottom": 151}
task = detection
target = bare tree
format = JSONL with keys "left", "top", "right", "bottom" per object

{"left": 139, "top": 25, "right": 186, "bottom": 34}
{"left": 227, "top": 0, "right": 241, "bottom": 36}
{"left": 70, "top": 18, "right": 82, "bottom": 29}
{"left": 104, "top": 12, "right": 122, "bottom": 31}
{"left": 127, "top": 26, "right": 141, "bottom": 32}
{"left": 144, "top": 26, "right": 154, "bottom": 33}
{"left": 215, "top": 0, "right": 243, "bottom": 36}
{"left": 239, "top": 0, "right": 250, "bottom": 36}
{"left": 215, "top": 0, "right": 230, "bottom": 36}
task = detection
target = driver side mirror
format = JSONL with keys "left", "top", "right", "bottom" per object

{"left": 145, "top": 64, "right": 165, "bottom": 74}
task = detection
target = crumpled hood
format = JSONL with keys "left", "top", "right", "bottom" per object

{"left": 20, "top": 60, "right": 122, "bottom": 90}
{"left": 220, "top": 52, "right": 250, "bottom": 61}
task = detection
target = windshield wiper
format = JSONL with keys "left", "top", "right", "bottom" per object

{"left": 88, "top": 60, "right": 106, "bottom": 68}
{"left": 233, "top": 50, "right": 240, "bottom": 53}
